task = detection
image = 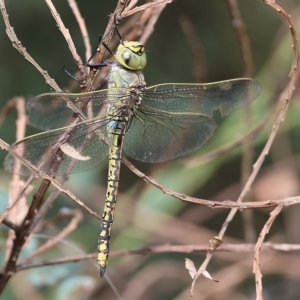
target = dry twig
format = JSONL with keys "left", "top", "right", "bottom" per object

{"left": 253, "top": 205, "right": 284, "bottom": 300}
{"left": 21, "top": 209, "right": 83, "bottom": 265}
{"left": 14, "top": 241, "right": 300, "bottom": 272}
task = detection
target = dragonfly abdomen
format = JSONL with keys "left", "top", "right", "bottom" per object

{"left": 98, "top": 115, "right": 129, "bottom": 277}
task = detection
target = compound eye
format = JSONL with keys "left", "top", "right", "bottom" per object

{"left": 115, "top": 41, "right": 147, "bottom": 70}
{"left": 121, "top": 50, "right": 141, "bottom": 70}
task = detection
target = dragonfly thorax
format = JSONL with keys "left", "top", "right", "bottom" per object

{"left": 108, "top": 63, "right": 146, "bottom": 89}
{"left": 125, "top": 90, "right": 144, "bottom": 110}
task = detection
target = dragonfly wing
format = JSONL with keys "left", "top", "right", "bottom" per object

{"left": 27, "top": 88, "right": 128, "bottom": 130}
{"left": 124, "top": 106, "right": 216, "bottom": 162}
{"left": 124, "top": 78, "right": 260, "bottom": 162}
{"left": 4, "top": 117, "right": 111, "bottom": 176}
{"left": 142, "top": 78, "right": 261, "bottom": 117}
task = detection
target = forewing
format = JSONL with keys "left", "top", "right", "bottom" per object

{"left": 142, "top": 78, "right": 261, "bottom": 117}
{"left": 27, "top": 88, "right": 128, "bottom": 130}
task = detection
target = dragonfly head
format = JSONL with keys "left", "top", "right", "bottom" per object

{"left": 115, "top": 41, "right": 147, "bottom": 71}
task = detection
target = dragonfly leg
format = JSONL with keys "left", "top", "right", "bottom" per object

{"left": 87, "top": 34, "right": 104, "bottom": 63}
{"left": 87, "top": 34, "right": 115, "bottom": 69}
{"left": 87, "top": 61, "right": 112, "bottom": 69}
{"left": 87, "top": 31, "right": 122, "bottom": 69}
{"left": 62, "top": 65, "right": 81, "bottom": 83}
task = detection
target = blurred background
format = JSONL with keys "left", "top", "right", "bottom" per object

{"left": 1, "top": 0, "right": 300, "bottom": 299}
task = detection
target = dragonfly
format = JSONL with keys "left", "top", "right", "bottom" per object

{"left": 4, "top": 40, "right": 261, "bottom": 276}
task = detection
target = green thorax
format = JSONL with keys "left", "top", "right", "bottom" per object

{"left": 108, "top": 63, "right": 146, "bottom": 89}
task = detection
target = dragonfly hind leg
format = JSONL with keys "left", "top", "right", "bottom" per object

{"left": 62, "top": 65, "right": 81, "bottom": 83}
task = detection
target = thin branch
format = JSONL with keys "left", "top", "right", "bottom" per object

{"left": 2, "top": 219, "right": 20, "bottom": 233}
{"left": 5, "top": 97, "right": 27, "bottom": 262}
{"left": 67, "top": 0, "right": 92, "bottom": 63}
{"left": 122, "top": 0, "right": 173, "bottom": 18}
{"left": 0, "top": 0, "right": 60, "bottom": 91}
{"left": 123, "top": 156, "right": 300, "bottom": 209}
{"left": 253, "top": 205, "right": 284, "bottom": 300}
{"left": 0, "top": 178, "right": 51, "bottom": 291}
{"left": 223, "top": 0, "right": 254, "bottom": 77}
{"left": 30, "top": 178, "right": 69, "bottom": 231}
{"left": 44, "top": 0, "right": 87, "bottom": 87}
{"left": 21, "top": 209, "right": 83, "bottom": 265}
{"left": 139, "top": 1, "right": 168, "bottom": 45}
{"left": 14, "top": 241, "right": 300, "bottom": 272}
{"left": 0, "top": 97, "right": 28, "bottom": 224}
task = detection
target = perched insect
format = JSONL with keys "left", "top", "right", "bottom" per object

{"left": 5, "top": 40, "right": 261, "bottom": 276}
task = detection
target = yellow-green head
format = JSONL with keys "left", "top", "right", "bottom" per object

{"left": 115, "top": 41, "right": 147, "bottom": 70}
